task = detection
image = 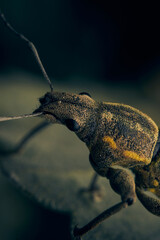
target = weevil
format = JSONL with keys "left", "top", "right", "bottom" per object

{"left": 0, "top": 10, "right": 160, "bottom": 239}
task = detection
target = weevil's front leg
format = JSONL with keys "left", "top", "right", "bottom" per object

{"left": 74, "top": 168, "right": 136, "bottom": 238}
{"left": 107, "top": 168, "right": 137, "bottom": 204}
{"left": 79, "top": 154, "right": 105, "bottom": 201}
{"left": 136, "top": 187, "right": 160, "bottom": 216}
{"left": 80, "top": 172, "right": 99, "bottom": 192}
{"left": 0, "top": 121, "right": 50, "bottom": 155}
{"left": 74, "top": 201, "right": 127, "bottom": 239}
{"left": 80, "top": 154, "right": 106, "bottom": 202}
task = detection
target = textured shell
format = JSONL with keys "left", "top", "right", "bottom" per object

{"left": 89, "top": 102, "right": 159, "bottom": 175}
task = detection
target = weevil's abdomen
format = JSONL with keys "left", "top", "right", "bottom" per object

{"left": 89, "top": 102, "right": 159, "bottom": 176}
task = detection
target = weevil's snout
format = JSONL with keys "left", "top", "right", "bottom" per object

{"left": 34, "top": 92, "right": 61, "bottom": 123}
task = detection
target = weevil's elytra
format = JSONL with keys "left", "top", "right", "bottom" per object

{"left": 123, "top": 151, "right": 150, "bottom": 164}
{"left": 0, "top": 10, "right": 160, "bottom": 239}
{"left": 85, "top": 102, "right": 158, "bottom": 172}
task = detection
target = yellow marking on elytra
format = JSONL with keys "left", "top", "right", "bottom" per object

{"left": 102, "top": 136, "right": 117, "bottom": 149}
{"left": 153, "top": 180, "right": 159, "bottom": 187}
{"left": 123, "top": 150, "right": 150, "bottom": 164}
{"left": 148, "top": 188, "right": 156, "bottom": 193}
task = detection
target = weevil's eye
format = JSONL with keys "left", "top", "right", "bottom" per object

{"left": 65, "top": 119, "right": 80, "bottom": 131}
{"left": 79, "top": 92, "right": 91, "bottom": 98}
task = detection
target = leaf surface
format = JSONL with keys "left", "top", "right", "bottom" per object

{"left": 0, "top": 72, "right": 160, "bottom": 240}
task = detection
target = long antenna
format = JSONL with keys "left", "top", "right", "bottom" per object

{"left": 0, "top": 112, "right": 42, "bottom": 122}
{"left": 0, "top": 9, "right": 53, "bottom": 91}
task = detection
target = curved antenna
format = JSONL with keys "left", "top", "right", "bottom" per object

{"left": 0, "top": 10, "right": 53, "bottom": 91}
{"left": 0, "top": 112, "right": 42, "bottom": 122}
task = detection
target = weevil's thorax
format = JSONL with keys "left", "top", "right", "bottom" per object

{"left": 89, "top": 102, "right": 159, "bottom": 176}
{"left": 36, "top": 91, "right": 99, "bottom": 144}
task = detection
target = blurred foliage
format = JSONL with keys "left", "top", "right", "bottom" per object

{"left": 0, "top": 0, "right": 159, "bottom": 82}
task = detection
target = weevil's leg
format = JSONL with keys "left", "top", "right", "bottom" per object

{"left": 79, "top": 154, "right": 104, "bottom": 201}
{"left": 136, "top": 187, "right": 160, "bottom": 216}
{"left": 74, "top": 167, "right": 136, "bottom": 238}
{"left": 14, "top": 121, "right": 51, "bottom": 153}
{"left": 136, "top": 131, "right": 160, "bottom": 216}
{"left": 80, "top": 173, "right": 99, "bottom": 192}
{"left": 0, "top": 121, "right": 50, "bottom": 155}
{"left": 88, "top": 173, "right": 99, "bottom": 191}
{"left": 107, "top": 167, "right": 137, "bottom": 204}
{"left": 74, "top": 201, "right": 127, "bottom": 238}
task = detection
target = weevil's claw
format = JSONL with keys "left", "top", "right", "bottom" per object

{"left": 73, "top": 225, "right": 82, "bottom": 240}
{"left": 79, "top": 185, "right": 104, "bottom": 202}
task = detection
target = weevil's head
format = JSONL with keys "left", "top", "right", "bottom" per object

{"left": 34, "top": 91, "right": 99, "bottom": 143}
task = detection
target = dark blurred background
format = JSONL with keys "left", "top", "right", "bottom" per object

{"left": 0, "top": 0, "right": 159, "bottom": 83}
{"left": 0, "top": 1, "right": 160, "bottom": 240}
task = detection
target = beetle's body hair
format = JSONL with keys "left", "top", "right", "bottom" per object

{"left": 88, "top": 101, "right": 158, "bottom": 174}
